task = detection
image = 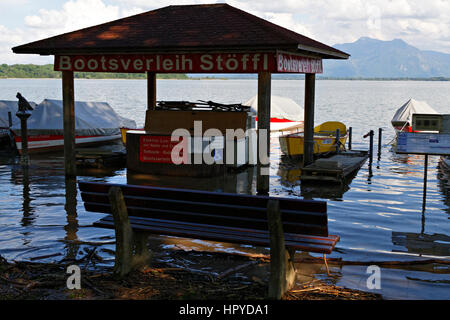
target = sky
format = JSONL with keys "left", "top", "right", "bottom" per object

{"left": 1, "top": 0, "right": 449, "bottom": 64}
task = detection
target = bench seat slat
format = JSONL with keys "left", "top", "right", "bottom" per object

{"left": 94, "top": 216, "right": 339, "bottom": 254}
{"left": 84, "top": 201, "right": 328, "bottom": 236}
{"left": 79, "top": 181, "right": 327, "bottom": 213}
{"left": 99, "top": 215, "right": 338, "bottom": 245}
{"left": 81, "top": 191, "right": 328, "bottom": 225}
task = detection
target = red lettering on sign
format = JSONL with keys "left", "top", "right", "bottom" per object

{"left": 139, "top": 135, "right": 187, "bottom": 163}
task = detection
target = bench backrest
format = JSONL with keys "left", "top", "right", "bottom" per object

{"left": 79, "top": 181, "right": 329, "bottom": 236}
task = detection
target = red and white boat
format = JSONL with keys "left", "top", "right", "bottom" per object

{"left": 244, "top": 95, "right": 304, "bottom": 136}
{"left": 11, "top": 99, "right": 136, "bottom": 154}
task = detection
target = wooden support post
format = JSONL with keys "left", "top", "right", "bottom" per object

{"left": 267, "top": 199, "right": 296, "bottom": 299}
{"left": 257, "top": 71, "right": 271, "bottom": 195}
{"left": 108, "top": 186, "right": 134, "bottom": 277}
{"left": 62, "top": 71, "right": 76, "bottom": 177}
{"left": 303, "top": 73, "right": 316, "bottom": 167}
{"left": 147, "top": 72, "right": 157, "bottom": 110}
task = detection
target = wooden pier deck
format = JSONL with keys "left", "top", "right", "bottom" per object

{"left": 301, "top": 150, "right": 369, "bottom": 183}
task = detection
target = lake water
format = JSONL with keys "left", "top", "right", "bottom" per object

{"left": 0, "top": 78, "right": 449, "bottom": 299}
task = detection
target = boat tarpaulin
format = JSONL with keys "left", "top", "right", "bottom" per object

{"left": 11, "top": 99, "right": 136, "bottom": 136}
{"left": 391, "top": 98, "right": 438, "bottom": 127}
{"left": 0, "top": 100, "right": 37, "bottom": 127}
{"left": 244, "top": 95, "right": 304, "bottom": 122}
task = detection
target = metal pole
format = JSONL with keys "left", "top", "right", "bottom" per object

{"left": 335, "top": 128, "right": 340, "bottom": 154}
{"left": 348, "top": 127, "right": 352, "bottom": 150}
{"left": 422, "top": 154, "right": 428, "bottom": 213}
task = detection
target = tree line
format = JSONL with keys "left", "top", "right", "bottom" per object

{"left": 0, "top": 64, "right": 189, "bottom": 79}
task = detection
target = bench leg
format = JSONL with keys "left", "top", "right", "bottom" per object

{"left": 109, "top": 186, "right": 135, "bottom": 278}
{"left": 132, "top": 232, "right": 152, "bottom": 268}
{"left": 267, "top": 200, "right": 297, "bottom": 299}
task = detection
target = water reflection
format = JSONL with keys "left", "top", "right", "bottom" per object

{"left": 10, "top": 165, "right": 34, "bottom": 246}
{"left": 392, "top": 232, "right": 450, "bottom": 257}
{"left": 276, "top": 155, "right": 358, "bottom": 200}
{"left": 127, "top": 166, "right": 256, "bottom": 195}
{"left": 64, "top": 177, "right": 79, "bottom": 260}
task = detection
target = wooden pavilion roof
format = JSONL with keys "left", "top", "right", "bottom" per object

{"left": 12, "top": 3, "right": 349, "bottom": 60}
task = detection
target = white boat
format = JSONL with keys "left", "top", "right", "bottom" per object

{"left": 11, "top": 99, "right": 136, "bottom": 154}
{"left": 244, "top": 95, "right": 304, "bottom": 136}
{"left": 391, "top": 98, "right": 439, "bottom": 132}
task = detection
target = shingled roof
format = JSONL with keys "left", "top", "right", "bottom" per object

{"left": 12, "top": 3, "right": 349, "bottom": 59}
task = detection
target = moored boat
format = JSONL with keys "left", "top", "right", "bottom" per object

{"left": 279, "top": 121, "right": 347, "bottom": 157}
{"left": 244, "top": 95, "right": 304, "bottom": 136}
{"left": 391, "top": 98, "right": 438, "bottom": 133}
{"left": 11, "top": 99, "right": 136, "bottom": 154}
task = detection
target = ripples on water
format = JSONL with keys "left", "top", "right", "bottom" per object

{"left": 0, "top": 79, "right": 449, "bottom": 299}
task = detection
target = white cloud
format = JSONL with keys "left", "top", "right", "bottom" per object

{"left": 24, "top": 0, "right": 121, "bottom": 35}
{"left": 4, "top": 0, "right": 450, "bottom": 65}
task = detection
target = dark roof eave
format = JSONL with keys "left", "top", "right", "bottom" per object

{"left": 13, "top": 44, "right": 349, "bottom": 59}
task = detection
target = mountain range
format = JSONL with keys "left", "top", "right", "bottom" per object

{"left": 322, "top": 37, "right": 450, "bottom": 78}
{"left": 192, "top": 37, "right": 450, "bottom": 79}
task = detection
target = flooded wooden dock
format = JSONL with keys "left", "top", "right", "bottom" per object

{"left": 301, "top": 150, "right": 369, "bottom": 183}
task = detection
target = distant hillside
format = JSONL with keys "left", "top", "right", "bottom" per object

{"left": 0, "top": 64, "right": 188, "bottom": 79}
{"left": 323, "top": 37, "right": 450, "bottom": 78}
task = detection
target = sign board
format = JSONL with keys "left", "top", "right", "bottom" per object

{"left": 396, "top": 132, "right": 450, "bottom": 155}
{"left": 140, "top": 135, "right": 186, "bottom": 163}
{"left": 276, "top": 51, "right": 323, "bottom": 73}
{"left": 54, "top": 52, "right": 322, "bottom": 74}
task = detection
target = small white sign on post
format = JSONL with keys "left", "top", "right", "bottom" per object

{"left": 396, "top": 132, "right": 450, "bottom": 156}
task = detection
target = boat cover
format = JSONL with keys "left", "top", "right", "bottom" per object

{"left": 11, "top": 99, "right": 136, "bottom": 136}
{"left": 0, "top": 100, "right": 37, "bottom": 127}
{"left": 244, "top": 95, "right": 304, "bottom": 122}
{"left": 391, "top": 98, "right": 438, "bottom": 126}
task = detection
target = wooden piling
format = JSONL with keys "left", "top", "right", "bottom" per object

{"left": 303, "top": 73, "right": 316, "bottom": 167}
{"left": 267, "top": 199, "right": 296, "bottom": 299}
{"left": 108, "top": 186, "right": 134, "bottom": 277}
{"left": 62, "top": 70, "right": 76, "bottom": 177}
{"left": 257, "top": 71, "right": 271, "bottom": 195}
{"left": 16, "top": 112, "right": 30, "bottom": 166}
{"left": 378, "top": 128, "right": 382, "bottom": 159}
{"left": 370, "top": 130, "right": 375, "bottom": 163}
{"left": 8, "top": 111, "right": 12, "bottom": 127}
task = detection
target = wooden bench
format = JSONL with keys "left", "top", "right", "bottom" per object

{"left": 78, "top": 181, "right": 339, "bottom": 298}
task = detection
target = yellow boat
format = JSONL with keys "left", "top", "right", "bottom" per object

{"left": 279, "top": 121, "right": 347, "bottom": 157}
